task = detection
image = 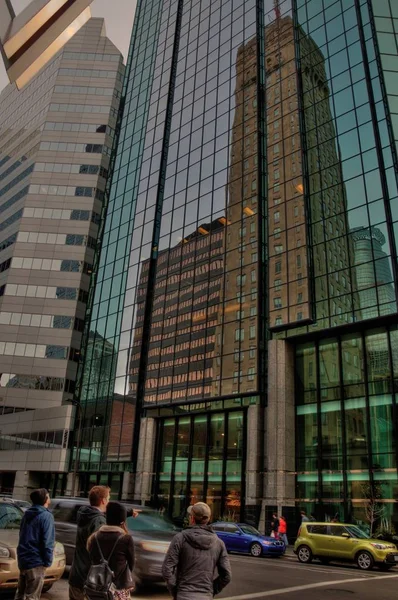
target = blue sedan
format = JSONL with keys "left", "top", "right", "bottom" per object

{"left": 212, "top": 522, "right": 286, "bottom": 557}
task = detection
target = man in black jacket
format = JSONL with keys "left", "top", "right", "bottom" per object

{"left": 162, "top": 502, "right": 231, "bottom": 600}
{"left": 68, "top": 486, "right": 110, "bottom": 600}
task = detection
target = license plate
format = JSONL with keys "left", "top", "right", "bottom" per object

{"left": 394, "top": 555, "right": 398, "bottom": 562}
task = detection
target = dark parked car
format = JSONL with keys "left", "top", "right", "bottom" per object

{"left": 212, "top": 522, "right": 285, "bottom": 557}
{"left": 50, "top": 498, "right": 178, "bottom": 587}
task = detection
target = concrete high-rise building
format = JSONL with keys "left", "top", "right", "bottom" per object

{"left": 0, "top": 17, "right": 123, "bottom": 497}
{"left": 76, "top": 0, "right": 398, "bottom": 531}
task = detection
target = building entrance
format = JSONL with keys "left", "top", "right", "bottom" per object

{"left": 153, "top": 410, "right": 245, "bottom": 525}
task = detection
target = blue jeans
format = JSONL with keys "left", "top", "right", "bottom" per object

{"left": 280, "top": 533, "right": 289, "bottom": 546}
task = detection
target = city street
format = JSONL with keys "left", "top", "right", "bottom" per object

{"left": 4, "top": 554, "right": 395, "bottom": 600}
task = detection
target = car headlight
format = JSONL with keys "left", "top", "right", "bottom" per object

{"left": 54, "top": 542, "right": 64, "bottom": 556}
{"left": 370, "top": 543, "right": 388, "bottom": 550}
{"left": 262, "top": 541, "right": 272, "bottom": 546}
{"left": 0, "top": 546, "right": 10, "bottom": 558}
{"left": 140, "top": 541, "right": 170, "bottom": 554}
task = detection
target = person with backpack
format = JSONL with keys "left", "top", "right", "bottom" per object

{"left": 69, "top": 485, "right": 110, "bottom": 600}
{"left": 86, "top": 502, "right": 135, "bottom": 600}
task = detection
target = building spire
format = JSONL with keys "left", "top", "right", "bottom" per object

{"left": 274, "top": 0, "right": 281, "bottom": 19}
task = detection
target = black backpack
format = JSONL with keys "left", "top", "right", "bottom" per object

{"left": 84, "top": 533, "right": 123, "bottom": 600}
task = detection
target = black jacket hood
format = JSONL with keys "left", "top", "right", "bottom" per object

{"left": 182, "top": 525, "right": 218, "bottom": 550}
{"left": 76, "top": 505, "right": 103, "bottom": 527}
{"left": 23, "top": 505, "right": 47, "bottom": 523}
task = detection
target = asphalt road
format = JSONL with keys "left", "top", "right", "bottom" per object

{"left": 3, "top": 554, "right": 398, "bottom": 600}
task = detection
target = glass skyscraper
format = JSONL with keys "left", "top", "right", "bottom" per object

{"left": 76, "top": 0, "right": 398, "bottom": 530}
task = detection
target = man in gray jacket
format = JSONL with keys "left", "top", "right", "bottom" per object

{"left": 162, "top": 502, "right": 231, "bottom": 600}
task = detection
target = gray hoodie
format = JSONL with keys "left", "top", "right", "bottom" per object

{"left": 162, "top": 525, "right": 231, "bottom": 600}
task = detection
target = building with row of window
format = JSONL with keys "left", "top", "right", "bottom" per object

{"left": 0, "top": 18, "right": 123, "bottom": 496}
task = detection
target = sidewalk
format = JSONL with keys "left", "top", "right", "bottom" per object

{"left": 283, "top": 546, "right": 296, "bottom": 560}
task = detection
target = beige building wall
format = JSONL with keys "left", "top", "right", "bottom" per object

{"left": 0, "top": 17, "right": 123, "bottom": 495}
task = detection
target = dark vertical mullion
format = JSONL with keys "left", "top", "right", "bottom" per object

{"left": 203, "top": 412, "right": 211, "bottom": 503}
{"left": 152, "top": 418, "right": 164, "bottom": 507}
{"left": 256, "top": 0, "right": 268, "bottom": 401}
{"left": 315, "top": 339, "right": 323, "bottom": 510}
{"left": 292, "top": 1, "right": 316, "bottom": 325}
{"left": 186, "top": 415, "right": 194, "bottom": 511}
{"left": 362, "top": 330, "right": 375, "bottom": 498}
{"left": 241, "top": 408, "right": 247, "bottom": 522}
{"left": 354, "top": 0, "right": 398, "bottom": 307}
{"left": 222, "top": 412, "right": 228, "bottom": 519}
{"left": 131, "top": 0, "right": 185, "bottom": 472}
{"left": 337, "top": 335, "right": 349, "bottom": 521}
{"left": 169, "top": 417, "right": 180, "bottom": 519}
{"left": 386, "top": 328, "right": 398, "bottom": 477}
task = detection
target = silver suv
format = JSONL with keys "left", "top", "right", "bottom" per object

{"left": 50, "top": 498, "right": 177, "bottom": 587}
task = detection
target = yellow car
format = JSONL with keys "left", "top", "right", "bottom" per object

{"left": 294, "top": 522, "right": 398, "bottom": 571}
{"left": 0, "top": 501, "right": 65, "bottom": 592}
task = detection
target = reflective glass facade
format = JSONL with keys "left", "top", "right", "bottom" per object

{"left": 77, "top": 0, "right": 398, "bottom": 527}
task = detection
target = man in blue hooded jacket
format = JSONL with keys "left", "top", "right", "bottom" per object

{"left": 15, "top": 488, "right": 55, "bottom": 600}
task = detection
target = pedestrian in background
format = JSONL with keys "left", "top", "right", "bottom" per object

{"left": 271, "top": 513, "right": 280, "bottom": 538}
{"left": 300, "top": 510, "right": 310, "bottom": 523}
{"left": 69, "top": 485, "right": 110, "bottom": 600}
{"left": 15, "top": 488, "right": 55, "bottom": 600}
{"left": 162, "top": 502, "right": 231, "bottom": 600}
{"left": 278, "top": 515, "right": 288, "bottom": 547}
{"left": 87, "top": 502, "right": 135, "bottom": 600}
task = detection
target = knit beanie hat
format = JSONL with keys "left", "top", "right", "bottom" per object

{"left": 106, "top": 501, "right": 127, "bottom": 526}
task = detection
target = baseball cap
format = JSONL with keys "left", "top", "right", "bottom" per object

{"left": 187, "top": 502, "right": 212, "bottom": 523}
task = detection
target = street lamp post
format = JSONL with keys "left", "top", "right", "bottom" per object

{"left": 0, "top": 0, "right": 94, "bottom": 89}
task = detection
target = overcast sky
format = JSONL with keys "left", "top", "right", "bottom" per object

{"left": 0, "top": 0, "right": 137, "bottom": 93}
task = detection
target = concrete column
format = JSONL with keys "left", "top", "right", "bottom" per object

{"left": 121, "top": 472, "right": 135, "bottom": 501}
{"left": 65, "top": 472, "right": 78, "bottom": 497}
{"left": 260, "top": 339, "right": 295, "bottom": 529}
{"left": 245, "top": 404, "right": 264, "bottom": 507}
{"left": 13, "top": 470, "right": 40, "bottom": 501}
{"left": 134, "top": 418, "right": 156, "bottom": 504}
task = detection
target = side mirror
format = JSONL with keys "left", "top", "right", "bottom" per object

{"left": 341, "top": 532, "right": 350, "bottom": 538}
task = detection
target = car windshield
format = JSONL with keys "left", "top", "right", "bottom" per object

{"left": 0, "top": 504, "right": 23, "bottom": 529}
{"left": 344, "top": 525, "right": 369, "bottom": 539}
{"left": 240, "top": 525, "right": 261, "bottom": 536}
{"left": 126, "top": 511, "right": 176, "bottom": 532}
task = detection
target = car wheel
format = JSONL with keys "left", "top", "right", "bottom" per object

{"left": 250, "top": 542, "right": 263, "bottom": 557}
{"left": 42, "top": 584, "right": 53, "bottom": 593}
{"left": 297, "top": 545, "right": 313, "bottom": 564}
{"left": 378, "top": 564, "right": 393, "bottom": 571}
{"left": 356, "top": 551, "right": 374, "bottom": 571}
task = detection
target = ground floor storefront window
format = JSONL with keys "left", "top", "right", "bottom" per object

{"left": 295, "top": 327, "right": 398, "bottom": 533}
{"left": 153, "top": 410, "right": 245, "bottom": 524}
